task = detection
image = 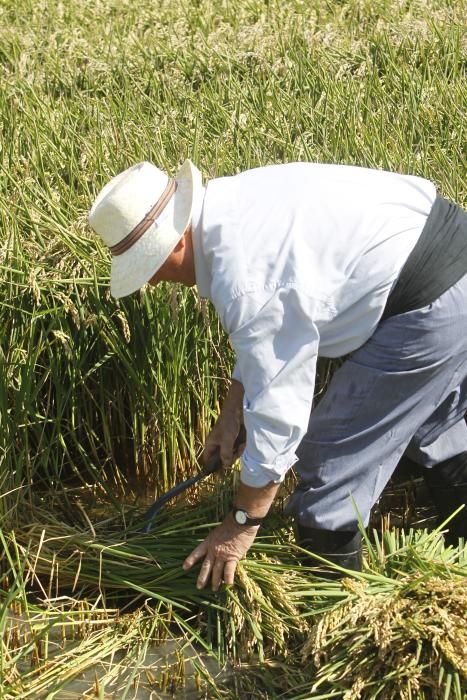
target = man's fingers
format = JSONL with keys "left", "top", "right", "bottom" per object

{"left": 207, "top": 559, "right": 239, "bottom": 591}
{"left": 220, "top": 446, "right": 235, "bottom": 468}
{"left": 196, "top": 556, "right": 214, "bottom": 589}
{"left": 202, "top": 442, "right": 220, "bottom": 465}
{"left": 183, "top": 548, "right": 239, "bottom": 591}
{"left": 182, "top": 515, "right": 258, "bottom": 591}
{"left": 232, "top": 442, "right": 246, "bottom": 461}
{"left": 211, "top": 559, "right": 226, "bottom": 592}
{"left": 182, "top": 541, "right": 208, "bottom": 571}
{"left": 223, "top": 560, "right": 237, "bottom": 586}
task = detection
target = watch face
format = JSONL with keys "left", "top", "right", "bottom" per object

{"left": 235, "top": 509, "right": 248, "bottom": 525}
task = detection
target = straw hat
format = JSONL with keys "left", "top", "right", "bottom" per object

{"left": 89, "top": 159, "right": 202, "bottom": 298}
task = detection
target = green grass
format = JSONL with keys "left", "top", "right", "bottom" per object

{"left": 1, "top": 0, "right": 466, "bottom": 696}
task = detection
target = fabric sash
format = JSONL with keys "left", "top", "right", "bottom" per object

{"left": 382, "top": 194, "right": 467, "bottom": 321}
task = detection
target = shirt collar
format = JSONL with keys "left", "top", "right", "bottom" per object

{"left": 191, "top": 183, "right": 211, "bottom": 298}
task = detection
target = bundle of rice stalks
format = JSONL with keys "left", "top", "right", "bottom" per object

{"left": 1, "top": 497, "right": 309, "bottom": 668}
{"left": 301, "top": 529, "right": 467, "bottom": 700}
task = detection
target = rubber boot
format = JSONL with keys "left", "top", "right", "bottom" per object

{"left": 423, "top": 452, "right": 467, "bottom": 545}
{"left": 295, "top": 524, "right": 362, "bottom": 578}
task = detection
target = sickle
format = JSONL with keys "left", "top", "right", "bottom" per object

{"left": 139, "top": 425, "right": 246, "bottom": 534}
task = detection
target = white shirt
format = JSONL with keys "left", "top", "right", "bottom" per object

{"left": 192, "top": 163, "right": 436, "bottom": 487}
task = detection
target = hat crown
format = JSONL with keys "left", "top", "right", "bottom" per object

{"left": 89, "top": 162, "right": 171, "bottom": 248}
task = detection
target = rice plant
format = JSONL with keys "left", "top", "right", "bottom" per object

{"left": 299, "top": 529, "right": 467, "bottom": 700}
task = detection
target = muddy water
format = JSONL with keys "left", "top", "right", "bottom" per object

{"left": 50, "top": 640, "right": 222, "bottom": 699}
{"left": 6, "top": 613, "right": 225, "bottom": 699}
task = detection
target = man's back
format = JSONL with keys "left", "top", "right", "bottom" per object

{"left": 196, "top": 162, "right": 436, "bottom": 356}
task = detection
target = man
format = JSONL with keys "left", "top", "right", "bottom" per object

{"left": 89, "top": 159, "right": 467, "bottom": 591}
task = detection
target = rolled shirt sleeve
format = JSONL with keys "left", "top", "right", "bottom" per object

{"left": 224, "top": 286, "right": 320, "bottom": 487}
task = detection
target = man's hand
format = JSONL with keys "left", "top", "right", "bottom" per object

{"left": 203, "top": 379, "right": 245, "bottom": 469}
{"left": 182, "top": 514, "right": 259, "bottom": 591}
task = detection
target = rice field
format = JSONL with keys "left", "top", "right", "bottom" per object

{"left": 1, "top": 0, "right": 466, "bottom": 697}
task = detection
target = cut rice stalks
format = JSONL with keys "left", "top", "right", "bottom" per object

{"left": 299, "top": 528, "right": 467, "bottom": 700}
{"left": 2, "top": 501, "right": 466, "bottom": 699}
{"left": 1, "top": 500, "right": 310, "bottom": 688}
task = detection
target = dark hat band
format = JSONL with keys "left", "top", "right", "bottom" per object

{"left": 109, "top": 177, "right": 177, "bottom": 257}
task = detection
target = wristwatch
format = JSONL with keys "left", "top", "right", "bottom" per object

{"left": 232, "top": 507, "right": 264, "bottom": 527}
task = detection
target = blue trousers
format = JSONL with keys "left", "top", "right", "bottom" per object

{"left": 286, "top": 273, "right": 467, "bottom": 531}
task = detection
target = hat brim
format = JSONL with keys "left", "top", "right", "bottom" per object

{"left": 110, "top": 159, "right": 202, "bottom": 299}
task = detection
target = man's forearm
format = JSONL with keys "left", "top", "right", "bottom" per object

{"left": 233, "top": 480, "right": 280, "bottom": 518}
{"left": 223, "top": 378, "right": 244, "bottom": 419}
{"left": 186, "top": 380, "right": 280, "bottom": 590}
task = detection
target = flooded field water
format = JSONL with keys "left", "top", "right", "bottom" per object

{"left": 6, "top": 612, "right": 225, "bottom": 699}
